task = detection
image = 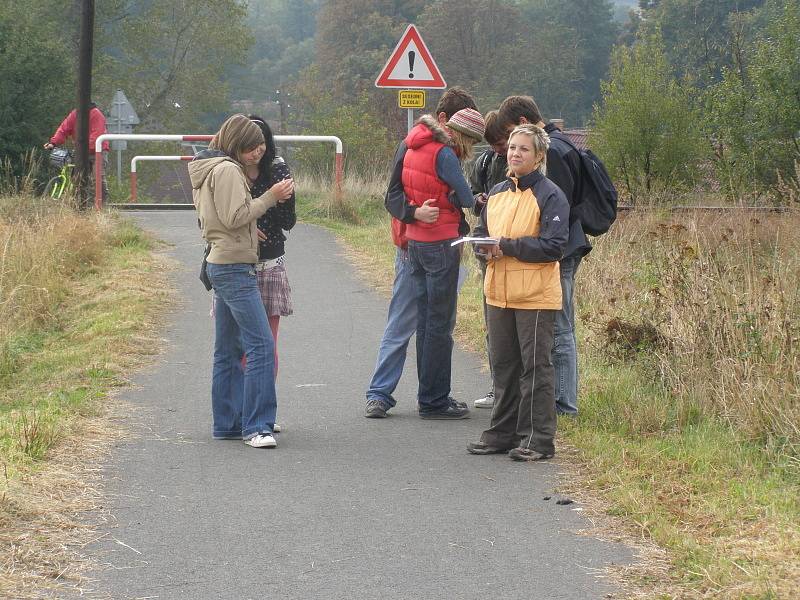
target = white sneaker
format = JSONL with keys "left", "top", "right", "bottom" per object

{"left": 273, "top": 424, "right": 282, "bottom": 433}
{"left": 474, "top": 390, "right": 495, "bottom": 409}
{"left": 244, "top": 433, "right": 277, "bottom": 448}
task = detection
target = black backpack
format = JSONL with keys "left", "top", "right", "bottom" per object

{"left": 474, "top": 149, "right": 495, "bottom": 193}
{"left": 550, "top": 132, "right": 618, "bottom": 236}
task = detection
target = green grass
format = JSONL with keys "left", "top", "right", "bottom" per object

{"left": 296, "top": 186, "right": 800, "bottom": 598}
{"left": 0, "top": 209, "right": 168, "bottom": 475}
{"left": 563, "top": 347, "right": 800, "bottom": 596}
{"left": 0, "top": 196, "right": 172, "bottom": 596}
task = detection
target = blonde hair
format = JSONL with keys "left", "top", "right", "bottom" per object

{"left": 506, "top": 124, "right": 550, "bottom": 176}
{"left": 209, "top": 114, "right": 265, "bottom": 163}
{"left": 447, "top": 127, "right": 477, "bottom": 162}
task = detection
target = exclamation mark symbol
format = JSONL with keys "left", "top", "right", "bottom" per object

{"left": 408, "top": 51, "right": 416, "bottom": 79}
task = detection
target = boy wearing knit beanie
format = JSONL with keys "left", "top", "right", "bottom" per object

{"left": 365, "top": 88, "right": 481, "bottom": 420}
{"left": 390, "top": 106, "right": 482, "bottom": 419}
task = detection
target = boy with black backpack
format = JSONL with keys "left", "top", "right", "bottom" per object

{"left": 469, "top": 110, "right": 513, "bottom": 409}
{"left": 494, "top": 95, "right": 617, "bottom": 416}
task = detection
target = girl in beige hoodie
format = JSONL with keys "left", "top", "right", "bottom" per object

{"left": 189, "top": 114, "right": 293, "bottom": 448}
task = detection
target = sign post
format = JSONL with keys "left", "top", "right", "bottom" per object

{"left": 375, "top": 25, "right": 446, "bottom": 132}
{"left": 109, "top": 89, "right": 140, "bottom": 180}
{"left": 398, "top": 90, "right": 426, "bottom": 131}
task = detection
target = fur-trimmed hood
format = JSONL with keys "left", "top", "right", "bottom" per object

{"left": 404, "top": 114, "right": 451, "bottom": 150}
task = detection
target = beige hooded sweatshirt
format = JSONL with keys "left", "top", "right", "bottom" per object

{"left": 188, "top": 154, "right": 278, "bottom": 264}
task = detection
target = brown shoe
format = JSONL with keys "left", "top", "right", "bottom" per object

{"left": 467, "top": 441, "right": 511, "bottom": 455}
{"left": 508, "top": 447, "right": 554, "bottom": 461}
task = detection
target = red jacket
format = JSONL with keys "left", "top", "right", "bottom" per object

{"left": 401, "top": 118, "right": 461, "bottom": 242}
{"left": 50, "top": 107, "right": 110, "bottom": 153}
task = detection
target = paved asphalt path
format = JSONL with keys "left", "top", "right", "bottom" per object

{"left": 84, "top": 210, "right": 632, "bottom": 599}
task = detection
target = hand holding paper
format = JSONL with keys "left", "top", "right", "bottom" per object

{"left": 450, "top": 236, "right": 499, "bottom": 247}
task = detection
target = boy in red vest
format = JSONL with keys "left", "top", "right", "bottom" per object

{"left": 401, "top": 107, "right": 484, "bottom": 418}
{"left": 365, "top": 88, "right": 478, "bottom": 419}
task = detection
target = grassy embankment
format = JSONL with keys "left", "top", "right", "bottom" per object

{"left": 0, "top": 194, "right": 170, "bottom": 597}
{"left": 297, "top": 175, "right": 799, "bottom": 599}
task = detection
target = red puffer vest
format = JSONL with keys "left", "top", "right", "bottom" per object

{"left": 401, "top": 121, "right": 461, "bottom": 242}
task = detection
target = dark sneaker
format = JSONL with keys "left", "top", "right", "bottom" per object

{"left": 419, "top": 399, "right": 470, "bottom": 420}
{"left": 466, "top": 441, "right": 511, "bottom": 455}
{"left": 508, "top": 447, "right": 554, "bottom": 461}
{"left": 365, "top": 399, "right": 389, "bottom": 418}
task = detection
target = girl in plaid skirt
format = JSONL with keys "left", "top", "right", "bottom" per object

{"left": 245, "top": 115, "right": 296, "bottom": 377}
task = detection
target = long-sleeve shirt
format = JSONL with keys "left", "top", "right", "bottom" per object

{"left": 250, "top": 157, "right": 296, "bottom": 260}
{"left": 49, "top": 108, "right": 110, "bottom": 153}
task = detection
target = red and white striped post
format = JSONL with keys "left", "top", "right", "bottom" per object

{"left": 94, "top": 133, "right": 344, "bottom": 209}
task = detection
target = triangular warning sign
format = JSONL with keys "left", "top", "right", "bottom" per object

{"left": 375, "top": 25, "right": 446, "bottom": 89}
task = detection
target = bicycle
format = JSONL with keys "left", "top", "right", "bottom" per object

{"left": 44, "top": 147, "right": 74, "bottom": 200}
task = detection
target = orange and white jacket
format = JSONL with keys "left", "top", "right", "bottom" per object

{"left": 473, "top": 170, "right": 570, "bottom": 310}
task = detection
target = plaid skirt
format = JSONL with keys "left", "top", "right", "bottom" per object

{"left": 210, "top": 258, "right": 293, "bottom": 318}
{"left": 256, "top": 259, "right": 293, "bottom": 317}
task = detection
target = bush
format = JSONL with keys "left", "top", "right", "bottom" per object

{"left": 291, "top": 90, "right": 395, "bottom": 180}
{"left": 590, "top": 34, "right": 708, "bottom": 204}
{"left": 708, "top": 1, "right": 800, "bottom": 197}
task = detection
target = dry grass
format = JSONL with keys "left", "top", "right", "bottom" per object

{"left": 562, "top": 209, "right": 800, "bottom": 598}
{"left": 296, "top": 172, "right": 387, "bottom": 223}
{"left": 0, "top": 194, "right": 172, "bottom": 596}
{"left": 579, "top": 210, "right": 800, "bottom": 457}
{"left": 0, "top": 199, "right": 104, "bottom": 339}
{"left": 0, "top": 414, "right": 124, "bottom": 599}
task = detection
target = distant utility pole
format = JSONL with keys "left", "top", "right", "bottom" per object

{"left": 74, "top": 0, "right": 95, "bottom": 209}
{"left": 275, "top": 89, "right": 288, "bottom": 135}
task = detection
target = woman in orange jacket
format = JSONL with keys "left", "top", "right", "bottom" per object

{"left": 467, "top": 124, "right": 570, "bottom": 461}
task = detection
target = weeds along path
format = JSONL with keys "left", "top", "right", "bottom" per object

{"left": 0, "top": 201, "right": 172, "bottom": 599}
{"left": 81, "top": 210, "right": 632, "bottom": 600}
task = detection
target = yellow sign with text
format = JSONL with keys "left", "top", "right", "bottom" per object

{"left": 398, "top": 90, "right": 426, "bottom": 109}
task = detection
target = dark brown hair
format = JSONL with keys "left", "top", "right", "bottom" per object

{"left": 434, "top": 87, "right": 477, "bottom": 120}
{"left": 247, "top": 114, "right": 277, "bottom": 182}
{"left": 483, "top": 110, "right": 507, "bottom": 145}
{"left": 497, "top": 96, "right": 543, "bottom": 129}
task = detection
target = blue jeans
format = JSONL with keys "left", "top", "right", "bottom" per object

{"left": 207, "top": 263, "right": 277, "bottom": 439}
{"left": 408, "top": 239, "right": 460, "bottom": 411}
{"left": 365, "top": 248, "right": 417, "bottom": 408}
{"left": 553, "top": 254, "right": 581, "bottom": 415}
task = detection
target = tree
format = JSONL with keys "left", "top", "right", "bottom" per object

{"left": 0, "top": 1, "right": 73, "bottom": 174}
{"left": 520, "top": 0, "right": 619, "bottom": 123}
{"left": 708, "top": 0, "right": 800, "bottom": 193}
{"left": 637, "top": 0, "right": 766, "bottom": 86}
{"left": 94, "top": 0, "right": 251, "bottom": 131}
{"left": 291, "top": 84, "right": 394, "bottom": 178}
{"left": 309, "top": 0, "right": 428, "bottom": 138}
{"left": 229, "top": 0, "right": 320, "bottom": 103}
{"left": 591, "top": 34, "right": 706, "bottom": 203}
{"left": 416, "top": 0, "right": 582, "bottom": 121}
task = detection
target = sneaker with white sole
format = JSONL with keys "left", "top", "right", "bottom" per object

{"left": 474, "top": 390, "right": 495, "bottom": 409}
{"left": 244, "top": 433, "right": 277, "bottom": 448}
{"left": 273, "top": 424, "right": 282, "bottom": 433}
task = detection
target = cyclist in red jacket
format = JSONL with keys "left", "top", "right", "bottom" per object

{"left": 44, "top": 103, "right": 110, "bottom": 201}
